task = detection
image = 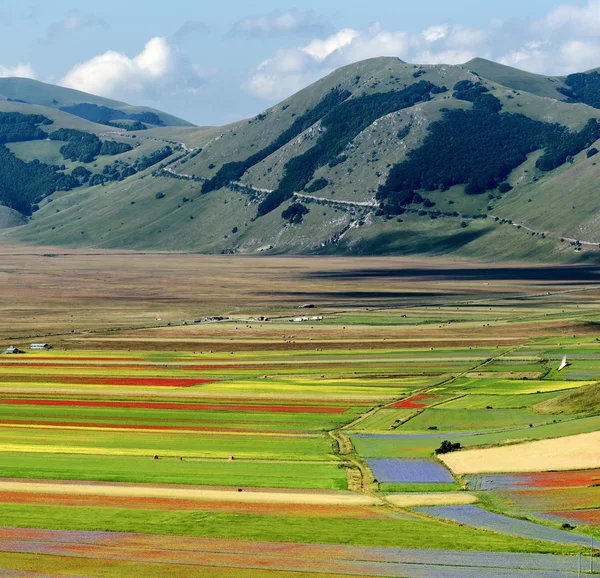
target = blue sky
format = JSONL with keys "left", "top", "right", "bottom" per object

{"left": 0, "top": 1, "right": 597, "bottom": 124}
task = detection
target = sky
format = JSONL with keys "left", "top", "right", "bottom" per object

{"left": 0, "top": 0, "right": 598, "bottom": 125}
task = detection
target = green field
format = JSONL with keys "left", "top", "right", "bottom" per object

{"left": 399, "top": 407, "right": 559, "bottom": 432}
{"left": 0, "top": 452, "right": 347, "bottom": 489}
{"left": 0, "top": 503, "right": 578, "bottom": 555}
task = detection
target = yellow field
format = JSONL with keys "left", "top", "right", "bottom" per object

{"left": 440, "top": 431, "right": 600, "bottom": 474}
{"left": 0, "top": 480, "right": 379, "bottom": 506}
{"left": 386, "top": 493, "right": 478, "bottom": 507}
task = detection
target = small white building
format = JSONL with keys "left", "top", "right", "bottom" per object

{"left": 30, "top": 343, "right": 51, "bottom": 350}
{"left": 5, "top": 347, "right": 22, "bottom": 354}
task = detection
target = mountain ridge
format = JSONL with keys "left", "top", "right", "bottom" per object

{"left": 0, "top": 77, "right": 193, "bottom": 127}
{"left": 2, "top": 56, "right": 600, "bottom": 263}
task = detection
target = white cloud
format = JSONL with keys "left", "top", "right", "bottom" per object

{"left": 0, "top": 63, "right": 36, "bottom": 79}
{"left": 540, "top": 0, "right": 600, "bottom": 36}
{"left": 303, "top": 29, "right": 360, "bottom": 61}
{"left": 231, "top": 9, "right": 326, "bottom": 37}
{"left": 60, "top": 37, "right": 206, "bottom": 101}
{"left": 560, "top": 40, "right": 600, "bottom": 69}
{"left": 422, "top": 25, "right": 448, "bottom": 43}
{"left": 244, "top": 0, "right": 600, "bottom": 102}
{"left": 41, "top": 10, "right": 109, "bottom": 45}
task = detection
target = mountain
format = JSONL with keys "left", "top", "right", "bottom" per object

{"left": 3, "top": 58, "right": 600, "bottom": 262}
{"left": 0, "top": 78, "right": 193, "bottom": 127}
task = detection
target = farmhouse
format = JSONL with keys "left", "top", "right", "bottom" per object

{"left": 4, "top": 346, "right": 24, "bottom": 354}
{"left": 30, "top": 343, "right": 51, "bottom": 350}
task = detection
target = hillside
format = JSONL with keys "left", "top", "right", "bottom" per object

{"left": 0, "top": 78, "right": 193, "bottom": 127}
{"left": 535, "top": 383, "right": 600, "bottom": 415}
{"left": 3, "top": 57, "right": 600, "bottom": 260}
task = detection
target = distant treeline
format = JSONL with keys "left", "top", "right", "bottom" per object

{"left": 559, "top": 72, "right": 600, "bottom": 110}
{"left": 60, "top": 103, "right": 163, "bottom": 126}
{"left": 49, "top": 129, "right": 132, "bottom": 163}
{"left": 0, "top": 111, "right": 52, "bottom": 143}
{"left": 0, "top": 146, "right": 77, "bottom": 215}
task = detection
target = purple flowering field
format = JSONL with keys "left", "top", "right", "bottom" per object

{"left": 414, "top": 505, "right": 592, "bottom": 547}
{"left": 366, "top": 458, "right": 454, "bottom": 483}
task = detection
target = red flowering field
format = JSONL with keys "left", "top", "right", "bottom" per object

{"left": 390, "top": 394, "right": 438, "bottom": 409}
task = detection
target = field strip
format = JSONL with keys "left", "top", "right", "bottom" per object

{"left": 0, "top": 481, "right": 379, "bottom": 506}
{"left": 440, "top": 430, "right": 600, "bottom": 474}
{"left": 0, "top": 399, "right": 348, "bottom": 414}
{"left": 414, "top": 505, "right": 592, "bottom": 547}
{"left": 386, "top": 493, "right": 478, "bottom": 507}
{"left": 72, "top": 336, "right": 528, "bottom": 343}
{"left": 0, "top": 424, "right": 320, "bottom": 438}
{"left": 0, "top": 529, "right": 585, "bottom": 575}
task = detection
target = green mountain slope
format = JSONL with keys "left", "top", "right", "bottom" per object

{"left": 4, "top": 57, "right": 600, "bottom": 262}
{"left": 463, "top": 58, "right": 567, "bottom": 100}
{"left": 535, "top": 383, "right": 600, "bottom": 415}
{"left": 0, "top": 78, "right": 193, "bottom": 127}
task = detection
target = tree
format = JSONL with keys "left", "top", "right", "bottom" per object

{"left": 435, "top": 440, "right": 461, "bottom": 455}
{"left": 281, "top": 202, "right": 309, "bottom": 224}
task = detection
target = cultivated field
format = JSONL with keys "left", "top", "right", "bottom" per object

{"left": 2, "top": 250, "right": 600, "bottom": 575}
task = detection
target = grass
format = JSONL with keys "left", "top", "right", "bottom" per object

{"left": 0, "top": 402, "right": 360, "bottom": 432}
{"left": 0, "top": 553, "right": 357, "bottom": 578}
{"left": 0, "top": 427, "right": 333, "bottom": 460}
{"left": 351, "top": 408, "right": 415, "bottom": 431}
{"left": 400, "top": 408, "right": 557, "bottom": 432}
{"left": 0, "top": 452, "right": 347, "bottom": 489}
{"left": 440, "top": 393, "right": 560, "bottom": 409}
{"left": 435, "top": 377, "right": 590, "bottom": 395}
{"left": 0, "top": 502, "right": 579, "bottom": 554}
{"left": 534, "top": 383, "right": 600, "bottom": 415}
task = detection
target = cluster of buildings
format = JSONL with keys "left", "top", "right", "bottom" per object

{"left": 4, "top": 343, "right": 51, "bottom": 354}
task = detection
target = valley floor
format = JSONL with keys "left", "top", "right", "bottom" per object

{"left": 1, "top": 249, "right": 600, "bottom": 575}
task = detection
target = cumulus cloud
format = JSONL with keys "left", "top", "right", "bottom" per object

{"left": 231, "top": 9, "right": 326, "bottom": 37}
{"left": 302, "top": 29, "right": 360, "bottom": 61}
{"left": 0, "top": 63, "right": 36, "bottom": 79}
{"left": 244, "top": 0, "right": 600, "bottom": 101}
{"left": 41, "top": 10, "right": 109, "bottom": 45}
{"left": 60, "top": 37, "right": 205, "bottom": 100}
{"left": 422, "top": 25, "right": 448, "bottom": 43}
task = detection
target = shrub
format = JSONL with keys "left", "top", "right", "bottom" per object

{"left": 435, "top": 440, "right": 461, "bottom": 455}
{"left": 281, "top": 202, "right": 309, "bottom": 224}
